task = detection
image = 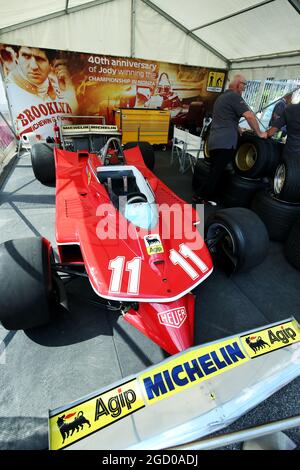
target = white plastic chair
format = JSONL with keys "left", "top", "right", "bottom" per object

{"left": 182, "top": 132, "right": 203, "bottom": 173}
{"left": 170, "top": 126, "right": 188, "bottom": 169}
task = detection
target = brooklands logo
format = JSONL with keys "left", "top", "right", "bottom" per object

{"left": 158, "top": 307, "right": 187, "bottom": 328}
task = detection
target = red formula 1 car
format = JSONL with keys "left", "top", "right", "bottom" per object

{"left": 0, "top": 124, "right": 269, "bottom": 354}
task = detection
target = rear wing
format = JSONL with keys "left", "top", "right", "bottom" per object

{"left": 57, "top": 115, "right": 121, "bottom": 152}
{"left": 61, "top": 124, "right": 120, "bottom": 136}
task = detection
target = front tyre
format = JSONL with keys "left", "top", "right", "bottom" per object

{"left": 205, "top": 207, "right": 269, "bottom": 275}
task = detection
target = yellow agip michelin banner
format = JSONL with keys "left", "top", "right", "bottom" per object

{"left": 0, "top": 43, "right": 226, "bottom": 139}
{"left": 49, "top": 318, "right": 300, "bottom": 449}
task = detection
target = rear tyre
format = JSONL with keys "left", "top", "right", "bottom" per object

{"left": 31, "top": 143, "right": 55, "bottom": 185}
{"left": 205, "top": 207, "right": 269, "bottom": 274}
{"left": 0, "top": 237, "right": 54, "bottom": 330}
{"left": 285, "top": 217, "right": 300, "bottom": 270}
{"left": 123, "top": 141, "right": 155, "bottom": 171}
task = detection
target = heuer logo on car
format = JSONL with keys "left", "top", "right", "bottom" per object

{"left": 158, "top": 307, "right": 187, "bottom": 328}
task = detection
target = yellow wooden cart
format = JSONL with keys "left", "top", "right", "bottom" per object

{"left": 114, "top": 108, "right": 170, "bottom": 145}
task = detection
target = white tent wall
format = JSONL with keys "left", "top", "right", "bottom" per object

{"left": 0, "top": 0, "right": 132, "bottom": 57}
{"left": 0, "top": 0, "right": 227, "bottom": 69}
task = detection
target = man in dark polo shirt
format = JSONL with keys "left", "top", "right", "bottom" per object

{"left": 267, "top": 102, "right": 300, "bottom": 158}
{"left": 269, "top": 93, "right": 293, "bottom": 128}
{"left": 193, "top": 74, "right": 267, "bottom": 203}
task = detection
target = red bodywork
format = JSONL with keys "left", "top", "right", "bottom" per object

{"left": 54, "top": 146, "right": 213, "bottom": 354}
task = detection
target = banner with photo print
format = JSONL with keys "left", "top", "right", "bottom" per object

{"left": 0, "top": 44, "right": 226, "bottom": 139}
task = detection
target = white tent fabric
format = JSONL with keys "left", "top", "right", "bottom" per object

{"left": 0, "top": 0, "right": 299, "bottom": 77}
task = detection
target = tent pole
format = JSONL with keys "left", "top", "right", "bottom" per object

{"left": 131, "top": 0, "right": 136, "bottom": 58}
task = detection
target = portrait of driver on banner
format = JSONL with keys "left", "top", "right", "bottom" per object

{"left": 0, "top": 45, "right": 78, "bottom": 139}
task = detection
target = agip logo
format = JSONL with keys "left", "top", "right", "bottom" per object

{"left": 158, "top": 307, "right": 187, "bottom": 328}
{"left": 49, "top": 379, "right": 145, "bottom": 450}
{"left": 241, "top": 320, "right": 300, "bottom": 358}
{"left": 57, "top": 411, "right": 91, "bottom": 444}
{"left": 245, "top": 335, "right": 270, "bottom": 354}
{"left": 144, "top": 234, "right": 164, "bottom": 255}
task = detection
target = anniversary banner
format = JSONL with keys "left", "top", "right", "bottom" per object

{"left": 0, "top": 43, "right": 226, "bottom": 139}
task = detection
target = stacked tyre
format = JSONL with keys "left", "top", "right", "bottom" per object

{"left": 234, "top": 133, "right": 281, "bottom": 179}
{"left": 251, "top": 155, "right": 300, "bottom": 242}
{"left": 276, "top": 156, "right": 300, "bottom": 268}
{"left": 221, "top": 132, "right": 281, "bottom": 209}
{"left": 196, "top": 131, "right": 280, "bottom": 208}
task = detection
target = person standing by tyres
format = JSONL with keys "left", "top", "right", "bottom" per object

{"left": 269, "top": 93, "right": 293, "bottom": 128}
{"left": 193, "top": 74, "right": 267, "bottom": 203}
{"left": 267, "top": 101, "right": 300, "bottom": 159}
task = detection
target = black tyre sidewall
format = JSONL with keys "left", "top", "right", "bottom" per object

{"left": 251, "top": 189, "right": 300, "bottom": 241}
{"left": 285, "top": 216, "right": 300, "bottom": 270}
{"left": 205, "top": 207, "right": 269, "bottom": 272}
{"left": 0, "top": 237, "right": 52, "bottom": 330}
{"left": 220, "top": 173, "right": 268, "bottom": 208}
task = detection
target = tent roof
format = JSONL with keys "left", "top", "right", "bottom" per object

{"left": 149, "top": 0, "right": 300, "bottom": 62}
{"left": 0, "top": 0, "right": 299, "bottom": 70}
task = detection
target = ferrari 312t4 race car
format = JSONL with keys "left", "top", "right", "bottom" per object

{"left": 0, "top": 124, "right": 269, "bottom": 354}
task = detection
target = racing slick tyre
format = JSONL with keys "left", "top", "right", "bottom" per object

{"left": 234, "top": 134, "right": 271, "bottom": 178}
{"left": 31, "top": 143, "right": 55, "bottom": 185}
{"left": 0, "top": 237, "right": 54, "bottom": 330}
{"left": 285, "top": 216, "right": 300, "bottom": 270}
{"left": 205, "top": 207, "right": 269, "bottom": 274}
{"left": 192, "top": 159, "right": 211, "bottom": 191}
{"left": 251, "top": 189, "right": 300, "bottom": 242}
{"left": 219, "top": 173, "right": 269, "bottom": 208}
{"left": 273, "top": 155, "right": 300, "bottom": 203}
{"left": 123, "top": 141, "right": 155, "bottom": 171}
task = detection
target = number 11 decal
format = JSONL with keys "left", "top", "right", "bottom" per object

{"left": 108, "top": 245, "right": 208, "bottom": 295}
{"left": 169, "top": 243, "right": 209, "bottom": 279}
{"left": 109, "top": 256, "right": 141, "bottom": 294}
